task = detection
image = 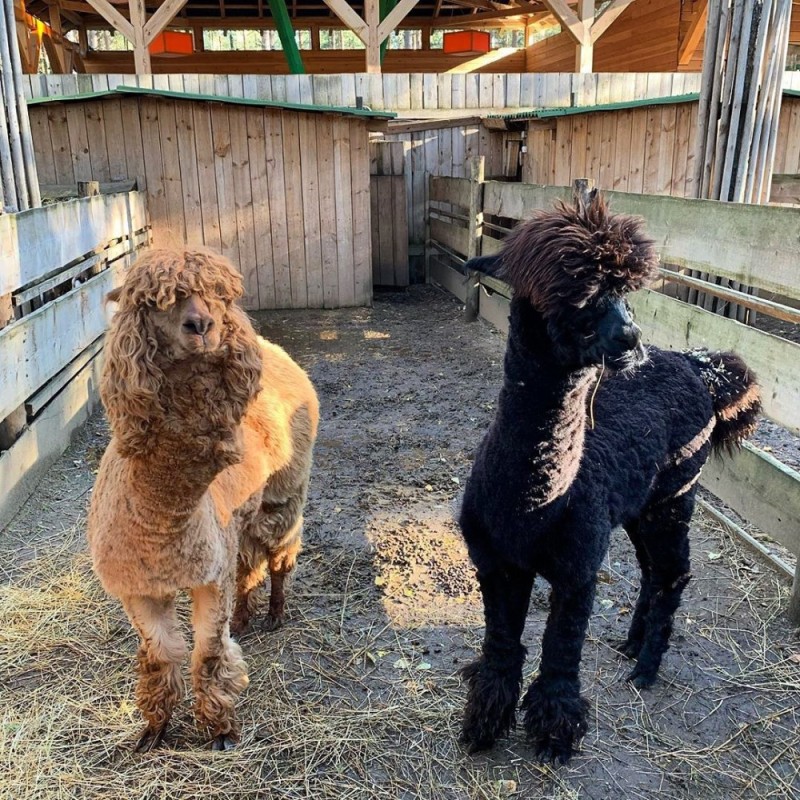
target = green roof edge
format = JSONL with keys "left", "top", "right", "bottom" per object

{"left": 27, "top": 84, "right": 396, "bottom": 119}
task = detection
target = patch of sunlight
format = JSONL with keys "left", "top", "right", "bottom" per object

{"left": 319, "top": 330, "right": 339, "bottom": 341}
{"left": 363, "top": 330, "right": 390, "bottom": 340}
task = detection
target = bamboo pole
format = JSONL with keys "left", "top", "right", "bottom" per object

{"left": 4, "top": 0, "right": 40, "bottom": 208}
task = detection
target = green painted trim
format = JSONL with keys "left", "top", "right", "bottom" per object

{"left": 267, "top": 0, "right": 305, "bottom": 75}
{"left": 26, "top": 85, "right": 397, "bottom": 119}
{"left": 379, "top": 0, "right": 397, "bottom": 64}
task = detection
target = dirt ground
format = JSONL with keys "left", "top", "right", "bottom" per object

{"left": 1, "top": 285, "right": 799, "bottom": 800}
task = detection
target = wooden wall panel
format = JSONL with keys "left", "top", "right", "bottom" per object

{"left": 527, "top": 0, "right": 683, "bottom": 73}
{"left": 28, "top": 96, "right": 373, "bottom": 309}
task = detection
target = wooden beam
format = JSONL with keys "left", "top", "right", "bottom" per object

{"left": 83, "top": 0, "right": 134, "bottom": 41}
{"left": 678, "top": 0, "right": 708, "bottom": 65}
{"left": 377, "top": 0, "right": 419, "bottom": 43}
{"left": 321, "top": 0, "right": 368, "bottom": 43}
{"left": 142, "top": 0, "right": 188, "bottom": 45}
{"left": 589, "top": 0, "right": 636, "bottom": 42}
{"left": 429, "top": 2, "right": 537, "bottom": 26}
{"left": 540, "top": 0, "right": 586, "bottom": 44}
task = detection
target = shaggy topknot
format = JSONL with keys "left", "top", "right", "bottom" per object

{"left": 112, "top": 249, "right": 244, "bottom": 311}
{"left": 497, "top": 191, "right": 659, "bottom": 316}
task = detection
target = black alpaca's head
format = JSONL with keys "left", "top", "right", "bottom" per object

{"left": 467, "top": 192, "right": 659, "bottom": 372}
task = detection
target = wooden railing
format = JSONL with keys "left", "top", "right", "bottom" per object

{"left": 0, "top": 191, "right": 151, "bottom": 528}
{"left": 427, "top": 173, "right": 800, "bottom": 621}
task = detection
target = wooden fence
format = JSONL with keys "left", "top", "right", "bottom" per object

{"left": 0, "top": 191, "right": 150, "bottom": 529}
{"left": 370, "top": 141, "right": 408, "bottom": 287}
{"left": 28, "top": 90, "right": 376, "bottom": 310}
{"left": 427, "top": 175, "right": 800, "bottom": 621}
{"left": 21, "top": 72, "right": 709, "bottom": 112}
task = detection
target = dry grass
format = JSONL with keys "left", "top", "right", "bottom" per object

{"left": 1, "top": 505, "right": 798, "bottom": 800}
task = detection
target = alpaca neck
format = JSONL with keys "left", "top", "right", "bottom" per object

{"left": 501, "top": 298, "right": 598, "bottom": 508}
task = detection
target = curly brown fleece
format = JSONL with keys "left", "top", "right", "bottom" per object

{"left": 88, "top": 249, "right": 319, "bottom": 750}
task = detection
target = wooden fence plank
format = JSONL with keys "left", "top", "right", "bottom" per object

{"left": 430, "top": 217, "right": 469, "bottom": 256}
{"left": 298, "top": 113, "right": 323, "bottom": 308}
{"left": 333, "top": 117, "right": 356, "bottom": 306}
{"left": 631, "top": 289, "right": 800, "bottom": 434}
{"left": 316, "top": 115, "right": 339, "bottom": 308}
{"left": 282, "top": 111, "right": 307, "bottom": 308}
{"left": 264, "top": 109, "right": 292, "bottom": 309}
{"left": 0, "top": 192, "right": 148, "bottom": 296}
{"left": 192, "top": 103, "right": 222, "bottom": 253}
{"left": 350, "top": 117, "right": 372, "bottom": 306}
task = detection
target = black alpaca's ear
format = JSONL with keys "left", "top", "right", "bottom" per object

{"left": 464, "top": 255, "right": 503, "bottom": 276}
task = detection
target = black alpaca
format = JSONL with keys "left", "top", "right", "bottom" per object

{"left": 458, "top": 192, "right": 760, "bottom": 763}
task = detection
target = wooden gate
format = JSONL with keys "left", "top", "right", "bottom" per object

{"left": 370, "top": 141, "right": 409, "bottom": 287}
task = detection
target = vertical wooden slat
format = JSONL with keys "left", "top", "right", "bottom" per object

{"left": 333, "top": 116, "right": 356, "bottom": 306}
{"left": 245, "top": 108, "right": 276, "bottom": 309}
{"left": 84, "top": 100, "right": 111, "bottom": 183}
{"left": 612, "top": 109, "right": 633, "bottom": 192}
{"left": 298, "top": 113, "right": 323, "bottom": 308}
{"left": 102, "top": 98, "right": 128, "bottom": 182}
{"left": 315, "top": 114, "right": 339, "bottom": 308}
{"left": 627, "top": 106, "right": 648, "bottom": 194}
{"left": 568, "top": 116, "right": 587, "bottom": 184}
{"left": 229, "top": 106, "right": 259, "bottom": 309}
{"left": 641, "top": 105, "right": 661, "bottom": 194}
{"left": 192, "top": 102, "right": 222, "bottom": 253}
{"left": 350, "top": 118, "right": 372, "bottom": 306}
{"left": 29, "top": 107, "right": 56, "bottom": 185}
{"left": 139, "top": 98, "right": 169, "bottom": 247}
{"left": 174, "top": 99, "right": 204, "bottom": 249}
{"left": 158, "top": 101, "right": 186, "bottom": 246}
{"left": 210, "top": 105, "right": 241, "bottom": 269}
{"left": 281, "top": 111, "right": 307, "bottom": 308}
{"left": 46, "top": 104, "right": 73, "bottom": 185}
{"left": 264, "top": 109, "right": 292, "bottom": 308}
{"left": 65, "top": 104, "right": 92, "bottom": 181}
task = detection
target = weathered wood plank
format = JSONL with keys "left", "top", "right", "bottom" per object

{"left": 0, "top": 192, "right": 148, "bottom": 296}
{"left": 332, "top": 117, "right": 355, "bottom": 307}
{"left": 316, "top": 115, "right": 339, "bottom": 308}
{"left": 430, "top": 217, "right": 470, "bottom": 257}
{"left": 0, "top": 261, "right": 125, "bottom": 422}
{"left": 263, "top": 109, "right": 292, "bottom": 309}
{"left": 631, "top": 289, "right": 800, "bottom": 434}
{"left": 703, "top": 442, "right": 800, "bottom": 557}
{"left": 350, "top": 117, "right": 372, "bottom": 306}
{"left": 430, "top": 175, "right": 471, "bottom": 208}
{"left": 429, "top": 260, "right": 467, "bottom": 302}
{"left": 298, "top": 113, "right": 324, "bottom": 308}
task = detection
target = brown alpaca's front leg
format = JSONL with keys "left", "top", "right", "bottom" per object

{"left": 122, "top": 594, "right": 187, "bottom": 752}
{"left": 190, "top": 582, "right": 249, "bottom": 750}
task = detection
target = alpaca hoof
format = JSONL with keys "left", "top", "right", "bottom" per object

{"left": 459, "top": 724, "right": 497, "bottom": 754}
{"left": 534, "top": 737, "right": 575, "bottom": 766}
{"left": 261, "top": 611, "right": 285, "bottom": 632}
{"left": 614, "top": 638, "right": 641, "bottom": 660}
{"left": 626, "top": 665, "right": 657, "bottom": 689}
{"left": 134, "top": 723, "right": 168, "bottom": 753}
{"left": 211, "top": 734, "right": 238, "bottom": 751}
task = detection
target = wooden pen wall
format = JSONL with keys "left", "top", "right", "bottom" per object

{"left": 524, "top": 94, "right": 800, "bottom": 201}
{"left": 28, "top": 95, "right": 372, "bottom": 310}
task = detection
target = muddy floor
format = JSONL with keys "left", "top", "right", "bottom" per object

{"left": 1, "top": 285, "right": 798, "bottom": 800}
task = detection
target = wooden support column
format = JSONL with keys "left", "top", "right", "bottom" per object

{"left": 46, "top": 4, "right": 65, "bottom": 73}
{"left": 541, "top": 0, "right": 637, "bottom": 73}
{"left": 463, "top": 155, "right": 485, "bottom": 323}
{"left": 85, "top": 0, "right": 188, "bottom": 75}
{"left": 365, "top": 0, "right": 380, "bottom": 73}
{"left": 379, "top": 0, "right": 396, "bottom": 63}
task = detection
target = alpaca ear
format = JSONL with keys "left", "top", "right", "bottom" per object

{"left": 220, "top": 306, "right": 263, "bottom": 422}
{"left": 100, "top": 305, "right": 164, "bottom": 457}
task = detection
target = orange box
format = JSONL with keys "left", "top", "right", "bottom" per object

{"left": 149, "top": 31, "right": 194, "bottom": 56}
{"left": 443, "top": 30, "right": 491, "bottom": 55}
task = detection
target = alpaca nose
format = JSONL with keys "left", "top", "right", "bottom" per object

{"left": 615, "top": 323, "right": 641, "bottom": 349}
{"left": 182, "top": 313, "right": 213, "bottom": 336}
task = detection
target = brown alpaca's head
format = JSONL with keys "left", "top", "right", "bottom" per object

{"left": 102, "top": 249, "right": 263, "bottom": 457}
{"left": 473, "top": 192, "right": 659, "bottom": 371}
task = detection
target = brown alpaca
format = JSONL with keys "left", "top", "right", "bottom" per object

{"left": 87, "top": 249, "right": 319, "bottom": 751}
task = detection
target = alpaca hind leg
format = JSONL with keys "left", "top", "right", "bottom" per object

{"left": 190, "top": 583, "right": 249, "bottom": 749}
{"left": 626, "top": 495, "right": 692, "bottom": 689}
{"left": 521, "top": 576, "right": 595, "bottom": 764}
{"left": 265, "top": 517, "right": 303, "bottom": 631}
{"left": 231, "top": 548, "right": 268, "bottom": 636}
{"left": 460, "top": 565, "right": 534, "bottom": 753}
{"left": 122, "top": 594, "right": 187, "bottom": 752}
{"left": 618, "top": 518, "right": 654, "bottom": 660}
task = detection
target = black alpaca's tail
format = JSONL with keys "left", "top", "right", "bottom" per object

{"left": 685, "top": 350, "right": 761, "bottom": 455}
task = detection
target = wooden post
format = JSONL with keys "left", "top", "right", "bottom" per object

{"left": 575, "top": 0, "right": 594, "bottom": 72}
{"left": 365, "top": 0, "right": 380, "bottom": 73}
{"left": 129, "top": 0, "right": 151, "bottom": 74}
{"left": 464, "top": 155, "right": 485, "bottom": 323}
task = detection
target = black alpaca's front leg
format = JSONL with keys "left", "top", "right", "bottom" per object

{"left": 624, "top": 496, "right": 692, "bottom": 689}
{"left": 521, "top": 576, "right": 595, "bottom": 764}
{"left": 460, "top": 566, "right": 534, "bottom": 753}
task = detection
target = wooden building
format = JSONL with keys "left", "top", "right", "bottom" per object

{"left": 16, "top": 0, "right": 800, "bottom": 76}
{"left": 27, "top": 87, "right": 393, "bottom": 308}
{"left": 508, "top": 89, "right": 800, "bottom": 201}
